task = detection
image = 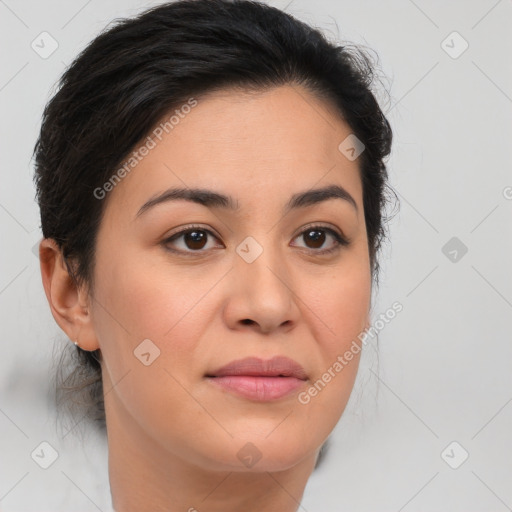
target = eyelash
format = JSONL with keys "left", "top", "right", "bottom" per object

{"left": 162, "top": 223, "right": 350, "bottom": 256}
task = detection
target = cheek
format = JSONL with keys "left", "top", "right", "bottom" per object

{"left": 90, "top": 250, "right": 225, "bottom": 395}
{"left": 93, "top": 247, "right": 213, "bottom": 341}
{"left": 299, "top": 253, "right": 371, "bottom": 414}
{"left": 309, "top": 250, "right": 371, "bottom": 353}
{"left": 323, "top": 275, "right": 370, "bottom": 348}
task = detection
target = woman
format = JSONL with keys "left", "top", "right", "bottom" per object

{"left": 34, "top": 0, "right": 394, "bottom": 510}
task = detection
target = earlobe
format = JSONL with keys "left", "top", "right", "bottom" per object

{"left": 39, "top": 238, "right": 99, "bottom": 352}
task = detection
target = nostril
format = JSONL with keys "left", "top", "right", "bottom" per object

{"left": 241, "top": 319, "right": 254, "bottom": 325}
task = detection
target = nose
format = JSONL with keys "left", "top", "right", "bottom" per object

{"left": 223, "top": 241, "right": 300, "bottom": 335}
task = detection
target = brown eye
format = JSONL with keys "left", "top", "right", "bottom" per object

{"left": 183, "top": 230, "right": 208, "bottom": 250}
{"left": 291, "top": 225, "right": 349, "bottom": 254}
{"left": 163, "top": 226, "right": 223, "bottom": 254}
{"left": 303, "top": 228, "right": 326, "bottom": 249}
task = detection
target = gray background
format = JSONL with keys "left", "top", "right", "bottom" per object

{"left": 1, "top": 0, "right": 511, "bottom": 510}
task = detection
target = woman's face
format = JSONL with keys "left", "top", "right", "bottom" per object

{"left": 88, "top": 84, "right": 371, "bottom": 472}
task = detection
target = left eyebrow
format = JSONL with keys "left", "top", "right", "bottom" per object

{"left": 285, "top": 184, "right": 358, "bottom": 214}
{"left": 135, "top": 184, "right": 358, "bottom": 219}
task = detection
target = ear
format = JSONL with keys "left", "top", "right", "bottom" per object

{"left": 39, "top": 238, "right": 99, "bottom": 352}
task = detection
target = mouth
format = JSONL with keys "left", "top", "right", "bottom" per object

{"left": 205, "top": 356, "right": 308, "bottom": 401}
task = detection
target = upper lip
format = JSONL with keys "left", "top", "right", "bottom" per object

{"left": 207, "top": 356, "right": 308, "bottom": 380}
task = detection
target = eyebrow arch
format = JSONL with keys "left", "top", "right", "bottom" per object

{"left": 135, "top": 184, "right": 358, "bottom": 219}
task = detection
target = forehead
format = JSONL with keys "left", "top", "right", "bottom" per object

{"left": 102, "top": 84, "right": 362, "bottom": 219}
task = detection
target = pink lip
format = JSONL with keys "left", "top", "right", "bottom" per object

{"left": 206, "top": 356, "right": 308, "bottom": 401}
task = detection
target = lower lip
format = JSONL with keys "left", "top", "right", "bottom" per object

{"left": 207, "top": 376, "right": 305, "bottom": 401}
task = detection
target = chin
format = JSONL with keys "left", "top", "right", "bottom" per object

{"left": 192, "top": 429, "right": 321, "bottom": 473}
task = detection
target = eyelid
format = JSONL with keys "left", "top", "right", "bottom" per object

{"left": 164, "top": 223, "right": 222, "bottom": 242}
{"left": 291, "top": 222, "right": 349, "bottom": 243}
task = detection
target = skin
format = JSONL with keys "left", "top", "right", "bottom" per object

{"left": 40, "top": 84, "right": 372, "bottom": 512}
